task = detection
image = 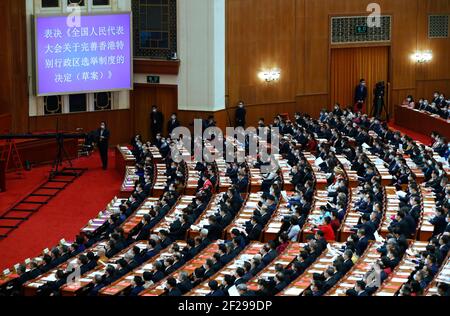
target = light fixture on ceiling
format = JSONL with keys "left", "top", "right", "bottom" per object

{"left": 411, "top": 50, "right": 433, "bottom": 63}
{"left": 258, "top": 69, "right": 281, "bottom": 82}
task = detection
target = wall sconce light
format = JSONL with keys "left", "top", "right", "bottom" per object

{"left": 411, "top": 50, "right": 433, "bottom": 63}
{"left": 258, "top": 69, "right": 281, "bottom": 82}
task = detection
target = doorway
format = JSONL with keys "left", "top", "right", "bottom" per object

{"left": 330, "top": 46, "right": 390, "bottom": 117}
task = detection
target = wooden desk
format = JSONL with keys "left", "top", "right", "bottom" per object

{"left": 153, "top": 163, "right": 168, "bottom": 197}
{"left": 120, "top": 198, "right": 160, "bottom": 238}
{"left": 303, "top": 152, "right": 328, "bottom": 190}
{"left": 425, "top": 256, "right": 450, "bottom": 296}
{"left": 60, "top": 241, "right": 148, "bottom": 296}
{"left": 214, "top": 158, "right": 233, "bottom": 192}
{"left": 151, "top": 195, "right": 195, "bottom": 234}
{"left": 114, "top": 145, "right": 135, "bottom": 175}
{"left": 336, "top": 155, "right": 359, "bottom": 188}
{"left": 374, "top": 241, "right": 427, "bottom": 296}
{"left": 187, "top": 242, "right": 265, "bottom": 296}
{"left": 278, "top": 242, "right": 345, "bottom": 296}
{"left": 417, "top": 187, "right": 437, "bottom": 241}
{"left": 225, "top": 192, "right": 262, "bottom": 240}
{"left": 246, "top": 156, "right": 263, "bottom": 193}
{"left": 80, "top": 197, "right": 125, "bottom": 236}
{"left": 140, "top": 242, "right": 220, "bottom": 296}
{"left": 185, "top": 162, "right": 200, "bottom": 196}
{"left": 380, "top": 187, "right": 400, "bottom": 237}
{"left": 119, "top": 166, "right": 139, "bottom": 198}
{"left": 23, "top": 241, "right": 108, "bottom": 296}
{"left": 366, "top": 154, "right": 394, "bottom": 186}
{"left": 246, "top": 243, "right": 304, "bottom": 292}
{"left": 395, "top": 105, "right": 450, "bottom": 139}
{"left": 99, "top": 241, "right": 188, "bottom": 296}
{"left": 188, "top": 193, "right": 225, "bottom": 239}
{"left": 339, "top": 188, "right": 361, "bottom": 242}
{"left": 273, "top": 154, "right": 293, "bottom": 191}
{"left": 326, "top": 241, "right": 381, "bottom": 296}
{"left": 301, "top": 190, "right": 329, "bottom": 241}
{"left": 262, "top": 192, "right": 295, "bottom": 243}
{"left": 203, "top": 141, "right": 233, "bottom": 192}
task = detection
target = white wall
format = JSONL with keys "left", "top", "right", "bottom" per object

{"left": 177, "top": 0, "right": 225, "bottom": 111}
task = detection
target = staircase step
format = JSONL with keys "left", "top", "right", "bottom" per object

{"left": 22, "top": 195, "right": 51, "bottom": 203}
{"left": 49, "top": 179, "right": 74, "bottom": 184}
{"left": 41, "top": 182, "right": 67, "bottom": 189}
{"left": 10, "top": 207, "right": 39, "bottom": 213}
{"left": 33, "top": 188, "right": 60, "bottom": 195}
{"left": 3, "top": 211, "right": 33, "bottom": 220}
{"left": 0, "top": 166, "right": 84, "bottom": 239}
{"left": 0, "top": 218, "right": 23, "bottom": 228}
{"left": 0, "top": 227, "right": 12, "bottom": 237}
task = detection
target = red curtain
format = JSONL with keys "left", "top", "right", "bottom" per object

{"left": 331, "top": 46, "right": 389, "bottom": 115}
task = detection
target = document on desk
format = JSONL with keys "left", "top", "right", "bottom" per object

{"left": 284, "top": 288, "right": 303, "bottom": 296}
{"left": 228, "top": 286, "right": 240, "bottom": 296}
{"left": 396, "top": 191, "right": 407, "bottom": 198}
{"left": 314, "top": 157, "right": 324, "bottom": 167}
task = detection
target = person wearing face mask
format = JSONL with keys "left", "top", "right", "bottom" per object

{"left": 167, "top": 113, "right": 180, "bottom": 136}
{"left": 437, "top": 93, "right": 446, "bottom": 107}
{"left": 96, "top": 121, "right": 110, "bottom": 170}
{"left": 354, "top": 79, "right": 368, "bottom": 113}
{"left": 403, "top": 95, "right": 415, "bottom": 108}
{"left": 235, "top": 101, "right": 246, "bottom": 128}
{"left": 417, "top": 99, "right": 426, "bottom": 111}
{"left": 432, "top": 91, "right": 441, "bottom": 105}
{"left": 150, "top": 105, "right": 164, "bottom": 141}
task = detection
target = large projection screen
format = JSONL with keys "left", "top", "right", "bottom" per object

{"left": 34, "top": 12, "right": 133, "bottom": 96}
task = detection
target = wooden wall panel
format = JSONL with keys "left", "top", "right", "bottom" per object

{"left": 28, "top": 110, "right": 132, "bottom": 146}
{"left": 226, "top": 0, "right": 297, "bottom": 107}
{"left": 0, "top": 0, "right": 28, "bottom": 133}
{"left": 227, "top": 0, "right": 450, "bottom": 120}
{"left": 416, "top": 0, "right": 450, "bottom": 82}
{"left": 131, "top": 84, "right": 178, "bottom": 140}
{"left": 416, "top": 80, "right": 450, "bottom": 100}
{"left": 0, "top": 114, "right": 12, "bottom": 133}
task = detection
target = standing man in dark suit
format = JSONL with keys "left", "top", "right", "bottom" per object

{"left": 150, "top": 105, "right": 163, "bottom": 141}
{"left": 235, "top": 101, "right": 246, "bottom": 128}
{"left": 96, "top": 121, "right": 110, "bottom": 170}
{"left": 354, "top": 79, "right": 368, "bottom": 113}
{"left": 167, "top": 113, "right": 180, "bottom": 137}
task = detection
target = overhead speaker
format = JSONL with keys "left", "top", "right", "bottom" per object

{"left": 94, "top": 92, "right": 112, "bottom": 111}
{"left": 44, "top": 95, "right": 62, "bottom": 115}
{"left": 67, "top": 0, "right": 84, "bottom": 6}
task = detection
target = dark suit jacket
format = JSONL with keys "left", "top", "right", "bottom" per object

{"left": 167, "top": 287, "right": 182, "bottom": 296}
{"left": 356, "top": 237, "right": 369, "bottom": 256}
{"left": 205, "top": 223, "right": 222, "bottom": 240}
{"left": 262, "top": 250, "right": 278, "bottom": 265}
{"left": 207, "top": 289, "right": 226, "bottom": 296}
{"left": 151, "top": 111, "right": 164, "bottom": 132}
{"left": 246, "top": 224, "right": 263, "bottom": 241}
{"left": 96, "top": 128, "right": 110, "bottom": 149}
{"left": 354, "top": 85, "right": 368, "bottom": 103}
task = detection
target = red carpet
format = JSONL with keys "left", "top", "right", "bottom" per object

{"left": 0, "top": 150, "right": 122, "bottom": 271}
{"left": 388, "top": 122, "right": 432, "bottom": 145}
